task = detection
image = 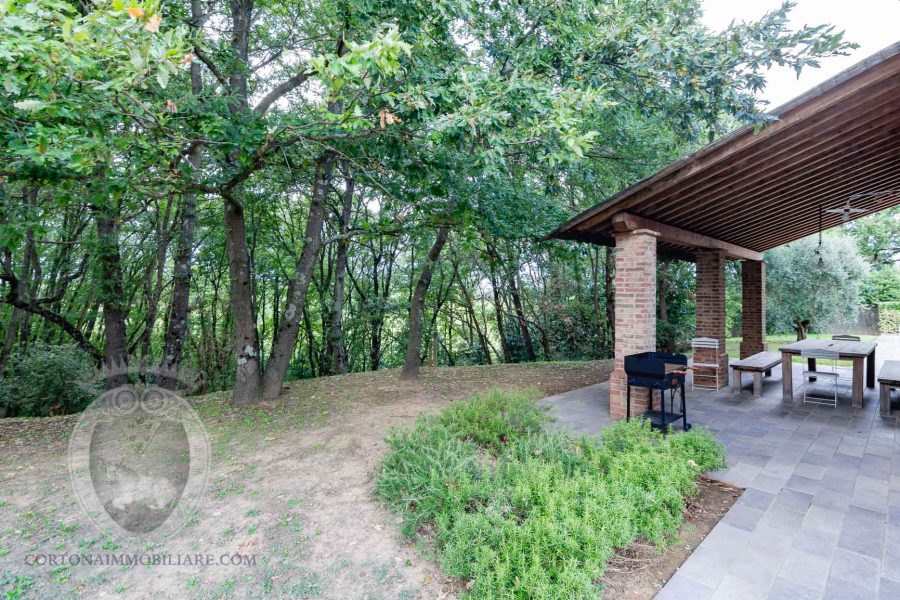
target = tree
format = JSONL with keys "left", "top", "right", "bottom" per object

{"left": 0, "top": 0, "right": 858, "bottom": 406}
{"left": 861, "top": 265, "right": 900, "bottom": 305}
{"left": 765, "top": 233, "right": 869, "bottom": 334}
{"left": 845, "top": 207, "right": 900, "bottom": 268}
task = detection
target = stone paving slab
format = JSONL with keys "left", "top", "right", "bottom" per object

{"left": 542, "top": 335, "right": 900, "bottom": 599}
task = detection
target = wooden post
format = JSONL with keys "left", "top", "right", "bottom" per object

{"left": 852, "top": 356, "right": 864, "bottom": 408}
{"left": 782, "top": 352, "right": 793, "bottom": 400}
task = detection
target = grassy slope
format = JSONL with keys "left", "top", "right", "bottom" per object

{"left": 0, "top": 361, "right": 614, "bottom": 600}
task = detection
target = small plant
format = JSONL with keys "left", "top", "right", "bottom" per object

{"left": 50, "top": 565, "right": 69, "bottom": 585}
{"left": 375, "top": 391, "right": 725, "bottom": 599}
{"left": 0, "top": 572, "right": 34, "bottom": 599}
{"left": 101, "top": 538, "right": 120, "bottom": 551}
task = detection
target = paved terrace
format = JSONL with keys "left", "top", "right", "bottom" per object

{"left": 540, "top": 335, "right": 900, "bottom": 600}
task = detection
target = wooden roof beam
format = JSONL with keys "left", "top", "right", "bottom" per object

{"left": 611, "top": 213, "right": 763, "bottom": 261}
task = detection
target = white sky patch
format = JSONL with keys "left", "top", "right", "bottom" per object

{"left": 702, "top": 0, "right": 900, "bottom": 108}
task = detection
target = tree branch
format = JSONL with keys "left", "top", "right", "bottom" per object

{"left": 253, "top": 70, "right": 312, "bottom": 115}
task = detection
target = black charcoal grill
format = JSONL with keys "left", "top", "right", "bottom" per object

{"left": 624, "top": 352, "right": 690, "bottom": 431}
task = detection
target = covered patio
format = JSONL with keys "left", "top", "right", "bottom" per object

{"left": 548, "top": 41, "right": 900, "bottom": 420}
{"left": 541, "top": 333, "right": 900, "bottom": 599}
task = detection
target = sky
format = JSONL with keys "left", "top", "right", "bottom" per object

{"left": 701, "top": 0, "right": 900, "bottom": 108}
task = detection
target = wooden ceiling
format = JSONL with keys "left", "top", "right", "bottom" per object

{"left": 549, "top": 42, "right": 900, "bottom": 260}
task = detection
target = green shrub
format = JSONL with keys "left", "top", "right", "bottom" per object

{"left": 375, "top": 392, "right": 726, "bottom": 599}
{"left": 879, "top": 301, "right": 900, "bottom": 334}
{"left": 437, "top": 388, "right": 550, "bottom": 452}
{"left": 374, "top": 420, "right": 484, "bottom": 537}
{"left": 0, "top": 344, "right": 99, "bottom": 417}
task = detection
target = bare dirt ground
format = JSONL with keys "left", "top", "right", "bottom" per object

{"left": 601, "top": 476, "right": 743, "bottom": 599}
{"left": 0, "top": 361, "right": 614, "bottom": 599}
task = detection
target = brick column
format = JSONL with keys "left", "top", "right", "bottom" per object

{"left": 695, "top": 250, "right": 728, "bottom": 388}
{"left": 609, "top": 229, "right": 658, "bottom": 419}
{"left": 740, "top": 260, "right": 766, "bottom": 358}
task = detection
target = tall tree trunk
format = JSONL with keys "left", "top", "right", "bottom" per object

{"left": 453, "top": 262, "right": 492, "bottom": 365}
{"left": 221, "top": 0, "right": 262, "bottom": 402}
{"left": 260, "top": 155, "right": 334, "bottom": 399}
{"left": 96, "top": 208, "right": 129, "bottom": 389}
{"left": 224, "top": 194, "right": 263, "bottom": 403}
{"left": 589, "top": 246, "right": 603, "bottom": 353}
{"left": 508, "top": 271, "right": 536, "bottom": 361}
{"left": 138, "top": 203, "right": 172, "bottom": 366}
{"left": 400, "top": 226, "right": 450, "bottom": 380}
{"left": 0, "top": 188, "right": 39, "bottom": 373}
{"left": 604, "top": 246, "right": 615, "bottom": 350}
{"left": 485, "top": 242, "right": 512, "bottom": 363}
{"left": 330, "top": 175, "right": 353, "bottom": 375}
{"left": 162, "top": 1, "right": 203, "bottom": 386}
{"left": 657, "top": 261, "right": 671, "bottom": 352}
{"left": 163, "top": 149, "right": 199, "bottom": 381}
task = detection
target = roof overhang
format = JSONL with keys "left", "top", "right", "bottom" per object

{"left": 549, "top": 41, "right": 900, "bottom": 260}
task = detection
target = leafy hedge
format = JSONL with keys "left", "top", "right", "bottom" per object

{"left": 0, "top": 344, "right": 98, "bottom": 417}
{"left": 375, "top": 390, "right": 726, "bottom": 599}
{"left": 879, "top": 301, "right": 900, "bottom": 334}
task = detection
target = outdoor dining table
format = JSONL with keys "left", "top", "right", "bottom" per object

{"left": 780, "top": 339, "right": 877, "bottom": 408}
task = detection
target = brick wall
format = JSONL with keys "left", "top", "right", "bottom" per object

{"left": 695, "top": 250, "right": 728, "bottom": 388}
{"left": 740, "top": 260, "right": 767, "bottom": 358}
{"left": 609, "top": 229, "right": 658, "bottom": 419}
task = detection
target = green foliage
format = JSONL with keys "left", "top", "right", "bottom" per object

{"left": 725, "top": 261, "right": 743, "bottom": 338}
{"left": 765, "top": 233, "right": 869, "bottom": 334}
{"left": 878, "top": 302, "right": 900, "bottom": 335}
{"left": 437, "top": 389, "right": 549, "bottom": 452}
{"left": 862, "top": 266, "right": 900, "bottom": 305}
{"left": 0, "top": 344, "right": 98, "bottom": 416}
{"left": 375, "top": 392, "right": 725, "bottom": 599}
{"left": 0, "top": 0, "right": 190, "bottom": 177}
{"left": 374, "top": 419, "right": 483, "bottom": 537}
{"left": 0, "top": 571, "right": 33, "bottom": 599}
{"left": 0, "top": 0, "right": 864, "bottom": 402}
{"left": 845, "top": 207, "right": 899, "bottom": 268}
{"left": 657, "top": 259, "right": 697, "bottom": 353}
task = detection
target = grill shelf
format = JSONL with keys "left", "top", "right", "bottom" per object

{"left": 624, "top": 352, "right": 691, "bottom": 432}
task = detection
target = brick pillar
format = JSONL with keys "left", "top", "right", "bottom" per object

{"left": 609, "top": 229, "right": 659, "bottom": 419}
{"left": 695, "top": 250, "right": 728, "bottom": 388}
{"left": 740, "top": 260, "right": 766, "bottom": 358}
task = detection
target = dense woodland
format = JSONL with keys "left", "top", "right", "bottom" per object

{"left": 2, "top": 0, "right": 897, "bottom": 416}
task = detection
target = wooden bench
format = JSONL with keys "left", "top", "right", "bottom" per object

{"left": 732, "top": 352, "right": 783, "bottom": 398}
{"left": 878, "top": 361, "right": 900, "bottom": 417}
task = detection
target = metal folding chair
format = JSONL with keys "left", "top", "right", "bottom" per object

{"left": 830, "top": 336, "right": 859, "bottom": 385}
{"left": 801, "top": 349, "right": 842, "bottom": 407}
{"left": 691, "top": 337, "right": 723, "bottom": 391}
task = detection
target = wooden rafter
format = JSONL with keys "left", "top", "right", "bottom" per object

{"left": 611, "top": 213, "right": 764, "bottom": 261}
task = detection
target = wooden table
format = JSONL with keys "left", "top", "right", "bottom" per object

{"left": 879, "top": 361, "right": 900, "bottom": 416}
{"left": 780, "top": 339, "right": 877, "bottom": 408}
